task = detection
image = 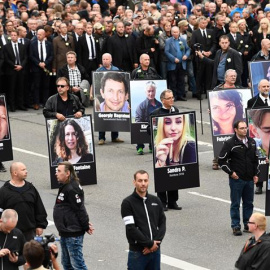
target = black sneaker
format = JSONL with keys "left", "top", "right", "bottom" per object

{"left": 0, "top": 162, "right": 6, "bottom": 172}
{"left": 243, "top": 225, "right": 250, "bottom": 233}
{"left": 233, "top": 227, "right": 242, "bottom": 236}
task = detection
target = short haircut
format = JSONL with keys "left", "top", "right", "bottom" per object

{"left": 56, "top": 77, "right": 70, "bottom": 87}
{"left": 66, "top": 51, "right": 77, "bottom": 57}
{"left": 145, "top": 81, "right": 156, "bottom": 90}
{"left": 133, "top": 170, "right": 149, "bottom": 180}
{"left": 160, "top": 89, "right": 173, "bottom": 100}
{"left": 233, "top": 120, "right": 246, "bottom": 129}
{"left": 219, "top": 35, "right": 229, "bottom": 42}
{"left": 1, "top": 209, "right": 18, "bottom": 223}
{"left": 252, "top": 212, "right": 267, "bottom": 230}
{"left": 249, "top": 109, "right": 270, "bottom": 128}
{"left": 100, "top": 72, "right": 128, "bottom": 94}
{"left": 23, "top": 240, "right": 45, "bottom": 268}
{"left": 224, "top": 69, "right": 237, "bottom": 79}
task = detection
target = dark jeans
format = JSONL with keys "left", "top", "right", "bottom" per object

{"left": 32, "top": 70, "right": 50, "bottom": 104}
{"left": 157, "top": 190, "right": 178, "bottom": 206}
{"left": 167, "top": 64, "right": 185, "bottom": 98}
{"left": 128, "top": 249, "right": 161, "bottom": 270}
{"left": 98, "top": 132, "right": 118, "bottom": 141}
{"left": 229, "top": 178, "right": 254, "bottom": 229}
{"left": 136, "top": 143, "right": 152, "bottom": 150}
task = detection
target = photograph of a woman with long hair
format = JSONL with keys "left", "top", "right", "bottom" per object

{"left": 154, "top": 113, "right": 196, "bottom": 168}
{"left": 53, "top": 119, "right": 93, "bottom": 164}
{"left": 209, "top": 90, "right": 245, "bottom": 136}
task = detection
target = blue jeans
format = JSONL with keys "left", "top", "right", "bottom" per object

{"left": 60, "top": 235, "right": 88, "bottom": 270}
{"left": 229, "top": 178, "right": 254, "bottom": 229}
{"left": 128, "top": 249, "right": 161, "bottom": 270}
{"left": 98, "top": 132, "right": 118, "bottom": 141}
{"left": 186, "top": 60, "right": 196, "bottom": 94}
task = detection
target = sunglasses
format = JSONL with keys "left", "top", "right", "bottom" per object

{"left": 56, "top": 85, "right": 67, "bottom": 88}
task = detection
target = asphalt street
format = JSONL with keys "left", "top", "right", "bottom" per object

{"left": 0, "top": 91, "right": 268, "bottom": 270}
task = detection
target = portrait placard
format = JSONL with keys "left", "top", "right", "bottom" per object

{"left": 93, "top": 71, "right": 130, "bottom": 132}
{"left": 46, "top": 115, "right": 97, "bottom": 189}
{"left": 0, "top": 94, "right": 13, "bottom": 162}
{"left": 249, "top": 60, "right": 270, "bottom": 96}
{"left": 247, "top": 108, "right": 270, "bottom": 183}
{"left": 208, "top": 89, "right": 252, "bottom": 157}
{"left": 130, "top": 80, "right": 167, "bottom": 144}
{"left": 151, "top": 111, "right": 200, "bottom": 192}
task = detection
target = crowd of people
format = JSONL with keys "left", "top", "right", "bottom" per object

{"left": 1, "top": 0, "right": 270, "bottom": 268}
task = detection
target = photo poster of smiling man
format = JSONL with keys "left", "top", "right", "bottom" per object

{"left": 46, "top": 115, "right": 97, "bottom": 189}
{"left": 0, "top": 94, "right": 13, "bottom": 162}
{"left": 151, "top": 111, "right": 200, "bottom": 193}
{"left": 249, "top": 61, "right": 270, "bottom": 96}
{"left": 247, "top": 108, "right": 270, "bottom": 185}
{"left": 208, "top": 89, "right": 252, "bottom": 157}
{"left": 93, "top": 71, "right": 131, "bottom": 132}
{"left": 129, "top": 79, "right": 167, "bottom": 144}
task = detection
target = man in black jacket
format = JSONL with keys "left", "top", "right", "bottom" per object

{"left": 235, "top": 213, "right": 270, "bottom": 269}
{"left": 218, "top": 121, "right": 259, "bottom": 236}
{"left": 0, "top": 209, "right": 26, "bottom": 270}
{"left": 0, "top": 162, "right": 48, "bottom": 241}
{"left": 57, "top": 51, "right": 90, "bottom": 104}
{"left": 54, "top": 161, "right": 94, "bottom": 270}
{"left": 121, "top": 170, "right": 166, "bottom": 270}
{"left": 43, "top": 77, "right": 85, "bottom": 121}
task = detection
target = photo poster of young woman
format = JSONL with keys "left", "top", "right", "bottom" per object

{"left": 249, "top": 60, "right": 270, "bottom": 96}
{"left": 129, "top": 80, "right": 167, "bottom": 144}
{"left": 151, "top": 111, "right": 200, "bottom": 192}
{"left": 208, "top": 88, "right": 252, "bottom": 157}
{"left": 0, "top": 94, "right": 13, "bottom": 162}
{"left": 46, "top": 115, "right": 97, "bottom": 189}
{"left": 93, "top": 71, "right": 131, "bottom": 132}
{"left": 247, "top": 108, "right": 270, "bottom": 184}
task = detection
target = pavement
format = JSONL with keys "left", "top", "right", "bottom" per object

{"left": 0, "top": 91, "right": 268, "bottom": 270}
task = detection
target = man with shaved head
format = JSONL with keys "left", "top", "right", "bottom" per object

{"left": 0, "top": 209, "right": 26, "bottom": 269}
{"left": 0, "top": 162, "right": 48, "bottom": 241}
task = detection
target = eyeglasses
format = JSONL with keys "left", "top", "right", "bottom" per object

{"left": 57, "top": 85, "right": 67, "bottom": 88}
{"left": 247, "top": 221, "right": 256, "bottom": 224}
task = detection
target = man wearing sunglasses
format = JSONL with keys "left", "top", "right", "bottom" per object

{"left": 43, "top": 77, "right": 84, "bottom": 121}
{"left": 235, "top": 213, "right": 270, "bottom": 269}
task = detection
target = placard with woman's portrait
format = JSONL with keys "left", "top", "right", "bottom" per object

{"left": 208, "top": 89, "right": 252, "bottom": 157}
{"left": 46, "top": 115, "right": 97, "bottom": 189}
{"left": 151, "top": 111, "right": 200, "bottom": 192}
{"left": 0, "top": 94, "right": 13, "bottom": 162}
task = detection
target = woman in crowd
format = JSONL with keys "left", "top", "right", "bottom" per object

{"left": 54, "top": 119, "right": 93, "bottom": 164}
{"left": 209, "top": 90, "right": 244, "bottom": 135}
{"left": 254, "top": 18, "right": 270, "bottom": 51}
{"left": 155, "top": 114, "right": 196, "bottom": 167}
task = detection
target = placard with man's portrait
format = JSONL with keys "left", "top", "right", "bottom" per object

{"left": 130, "top": 80, "right": 167, "bottom": 144}
{"left": 93, "top": 71, "right": 130, "bottom": 132}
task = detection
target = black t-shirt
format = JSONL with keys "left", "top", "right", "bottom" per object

{"left": 57, "top": 95, "right": 74, "bottom": 116}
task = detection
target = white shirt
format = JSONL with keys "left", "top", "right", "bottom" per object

{"left": 200, "top": 28, "right": 207, "bottom": 37}
{"left": 1, "top": 35, "right": 6, "bottom": 45}
{"left": 38, "top": 40, "right": 47, "bottom": 62}
{"left": 11, "top": 41, "right": 20, "bottom": 64}
{"left": 86, "top": 34, "right": 96, "bottom": 60}
{"left": 259, "top": 94, "right": 270, "bottom": 106}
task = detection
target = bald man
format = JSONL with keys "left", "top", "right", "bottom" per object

{"left": 251, "top": 39, "right": 270, "bottom": 61}
{"left": 0, "top": 209, "right": 26, "bottom": 269}
{"left": 0, "top": 162, "right": 48, "bottom": 241}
